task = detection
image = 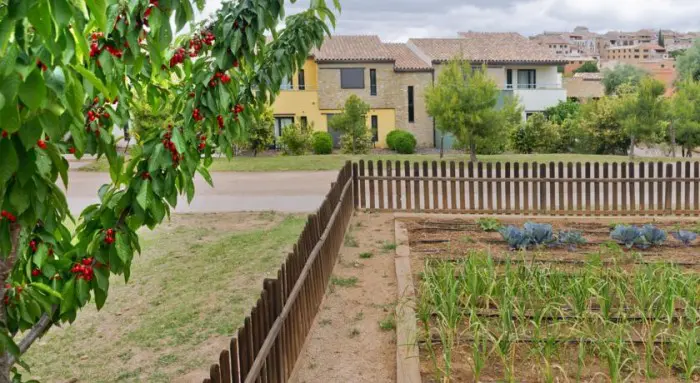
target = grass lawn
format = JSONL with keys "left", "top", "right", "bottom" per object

{"left": 24, "top": 212, "right": 305, "bottom": 382}
{"left": 77, "top": 153, "right": 692, "bottom": 173}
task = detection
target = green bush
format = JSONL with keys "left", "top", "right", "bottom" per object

{"left": 340, "top": 132, "right": 373, "bottom": 154}
{"left": 393, "top": 131, "right": 417, "bottom": 154}
{"left": 312, "top": 131, "right": 333, "bottom": 155}
{"left": 386, "top": 130, "right": 403, "bottom": 150}
{"left": 279, "top": 122, "right": 313, "bottom": 155}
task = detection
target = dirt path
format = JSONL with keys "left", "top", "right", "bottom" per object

{"left": 290, "top": 212, "right": 397, "bottom": 383}
{"left": 63, "top": 170, "right": 338, "bottom": 214}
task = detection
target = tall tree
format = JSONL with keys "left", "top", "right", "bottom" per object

{"left": 0, "top": 0, "right": 337, "bottom": 380}
{"left": 425, "top": 60, "right": 502, "bottom": 161}
{"left": 601, "top": 64, "right": 649, "bottom": 95}
{"left": 658, "top": 30, "right": 665, "bottom": 47}
{"left": 616, "top": 77, "right": 667, "bottom": 158}
{"left": 329, "top": 95, "right": 372, "bottom": 154}
{"left": 671, "top": 80, "right": 700, "bottom": 157}
{"left": 677, "top": 39, "right": 700, "bottom": 81}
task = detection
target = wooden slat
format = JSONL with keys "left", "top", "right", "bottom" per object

{"left": 594, "top": 162, "right": 601, "bottom": 212}
{"left": 368, "top": 161, "right": 375, "bottom": 210}
{"left": 603, "top": 163, "right": 610, "bottom": 212}
{"left": 495, "top": 162, "right": 502, "bottom": 213}
{"left": 358, "top": 160, "right": 366, "bottom": 209}
{"left": 695, "top": 162, "right": 699, "bottom": 213}
{"left": 676, "top": 162, "right": 682, "bottom": 213}
{"left": 468, "top": 162, "right": 475, "bottom": 211}
{"left": 441, "top": 161, "right": 448, "bottom": 210}
{"left": 210, "top": 364, "right": 222, "bottom": 383}
{"left": 231, "top": 338, "right": 241, "bottom": 383}
{"left": 377, "top": 161, "right": 384, "bottom": 210}
{"left": 639, "top": 163, "right": 645, "bottom": 211}
{"left": 523, "top": 162, "right": 529, "bottom": 213}
{"left": 395, "top": 161, "right": 402, "bottom": 210}
{"left": 647, "top": 162, "right": 654, "bottom": 212}
{"left": 386, "top": 161, "right": 394, "bottom": 210}
{"left": 514, "top": 162, "right": 520, "bottom": 213}
{"left": 459, "top": 162, "right": 466, "bottom": 211}
{"left": 423, "top": 161, "right": 430, "bottom": 211}
{"left": 404, "top": 161, "right": 412, "bottom": 210}
{"left": 352, "top": 163, "right": 359, "bottom": 209}
{"left": 432, "top": 161, "right": 439, "bottom": 210}
{"left": 657, "top": 162, "right": 664, "bottom": 214}
{"left": 450, "top": 162, "right": 457, "bottom": 211}
{"left": 477, "top": 162, "right": 485, "bottom": 212}
{"left": 539, "top": 163, "right": 547, "bottom": 214}
{"left": 558, "top": 162, "right": 564, "bottom": 212}
{"left": 611, "top": 163, "right": 618, "bottom": 214}
{"left": 549, "top": 162, "right": 556, "bottom": 213}
{"left": 584, "top": 162, "right": 591, "bottom": 214}
{"left": 220, "top": 350, "right": 232, "bottom": 383}
{"left": 628, "top": 162, "right": 636, "bottom": 212}
{"left": 486, "top": 163, "right": 494, "bottom": 212}
{"left": 621, "top": 163, "right": 628, "bottom": 214}
{"left": 576, "top": 163, "right": 583, "bottom": 215}
{"left": 685, "top": 161, "right": 691, "bottom": 214}
{"left": 665, "top": 163, "right": 673, "bottom": 213}
{"left": 505, "top": 162, "right": 512, "bottom": 213}
{"left": 413, "top": 162, "right": 420, "bottom": 210}
{"left": 566, "top": 163, "right": 573, "bottom": 213}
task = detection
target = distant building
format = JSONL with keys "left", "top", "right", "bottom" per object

{"left": 604, "top": 43, "right": 668, "bottom": 62}
{"left": 564, "top": 72, "right": 605, "bottom": 102}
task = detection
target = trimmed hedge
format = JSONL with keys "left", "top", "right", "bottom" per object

{"left": 312, "top": 131, "right": 333, "bottom": 155}
{"left": 386, "top": 130, "right": 403, "bottom": 150}
{"left": 393, "top": 131, "right": 417, "bottom": 154}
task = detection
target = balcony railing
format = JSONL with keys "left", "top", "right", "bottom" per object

{"left": 504, "top": 83, "right": 563, "bottom": 90}
{"left": 279, "top": 84, "right": 318, "bottom": 91}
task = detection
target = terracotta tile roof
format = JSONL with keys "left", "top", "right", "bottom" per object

{"left": 383, "top": 43, "right": 432, "bottom": 72}
{"left": 639, "top": 42, "right": 666, "bottom": 51}
{"left": 313, "top": 35, "right": 394, "bottom": 62}
{"left": 533, "top": 35, "right": 570, "bottom": 45}
{"left": 564, "top": 77, "right": 605, "bottom": 99}
{"left": 409, "top": 32, "right": 567, "bottom": 64}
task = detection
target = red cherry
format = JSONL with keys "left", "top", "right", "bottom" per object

{"left": 233, "top": 60, "right": 239, "bottom": 68}
{"left": 68, "top": 147, "right": 76, "bottom": 154}
{"left": 103, "top": 112, "right": 110, "bottom": 118}
{"left": 82, "top": 257, "right": 93, "bottom": 266}
{"left": 37, "top": 140, "right": 47, "bottom": 149}
{"left": 31, "top": 269, "right": 41, "bottom": 277}
{"left": 1, "top": 131, "right": 7, "bottom": 138}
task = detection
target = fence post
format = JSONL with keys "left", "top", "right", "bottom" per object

{"left": 665, "top": 163, "right": 673, "bottom": 214}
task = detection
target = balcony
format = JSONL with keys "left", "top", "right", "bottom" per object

{"left": 279, "top": 84, "right": 318, "bottom": 91}
{"left": 502, "top": 83, "right": 567, "bottom": 112}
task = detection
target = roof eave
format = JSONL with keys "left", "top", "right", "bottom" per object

{"left": 315, "top": 58, "right": 395, "bottom": 64}
{"left": 433, "top": 59, "right": 569, "bottom": 65}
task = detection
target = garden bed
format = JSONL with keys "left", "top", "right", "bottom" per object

{"left": 405, "top": 217, "right": 700, "bottom": 383}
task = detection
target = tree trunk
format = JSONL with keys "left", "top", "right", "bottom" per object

{"left": 0, "top": 223, "right": 21, "bottom": 382}
{"left": 469, "top": 140, "right": 477, "bottom": 162}
{"left": 670, "top": 122, "right": 677, "bottom": 158}
{"left": 629, "top": 135, "right": 636, "bottom": 159}
{"left": 439, "top": 135, "right": 444, "bottom": 159}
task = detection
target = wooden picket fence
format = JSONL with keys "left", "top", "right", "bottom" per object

{"left": 353, "top": 160, "right": 700, "bottom": 216}
{"left": 202, "top": 162, "right": 353, "bottom": 383}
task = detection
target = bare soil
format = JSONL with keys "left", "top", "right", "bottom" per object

{"left": 406, "top": 217, "right": 700, "bottom": 383}
{"left": 289, "top": 212, "right": 397, "bottom": 383}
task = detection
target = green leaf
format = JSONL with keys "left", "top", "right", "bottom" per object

{"left": 31, "top": 282, "right": 63, "bottom": 299}
{"left": 197, "top": 166, "right": 213, "bottom": 187}
{"left": 59, "top": 277, "right": 75, "bottom": 314}
{"left": 76, "top": 278, "right": 90, "bottom": 305}
{"left": 27, "top": 0, "right": 53, "bottom": 40}
{"left": 115, "top": 232, "right": 130, "bottom": 263}
{"left": 86, "top": 0, "right": 107, "bottom": 33}
{"left": 0, "top": 331, "right": 19, "bottom": 357}
{"left": 171, "top": 126, "right": 186, "bottom": 153}
{"left": 106, "top": 3, "right": 120, "bottom": 35}
{"left": 175, "top": 0, "right": 193, "bottom": 32}
{"left": 158, "top": 17, "right": 173, "bottom": 52}
{"left": 136, "top": 180, "right": 150, "bottom": 210}
{"left": 19, "top": 69, "right": 46, "bottom": 110}
{"left": 46, "top": 143, "right": 69, "bottom": 187}
{"left": 0, "top": 139, "right": 18, "bottom": 187}
{"left": 0, "top": 100, "right": 19, "bottom": 133}
{"left": 65, "top": 74, "right": 85, "bottom": 117}
{"left": 45, "top": 67, "right": 66, "bottom": 96}
{"left": 9, "top": 183, "right": 29, "bottom": 214}
{"left": 0, "top": 93, "right": 4, "bottom": 110}
{"left": 73, "top": 64, "right": 109, "bottom": 97}
{"left": 94, "top": 287, "right": 106, "bottom": 310}
{"left": 33, "top": 244, "right": 49, "bottom": 268}
{"left": 51, "top": 0, "right": 74, "bottom": 27}
{"left": 19, "top": 117, "right": 43, "bottom": 150}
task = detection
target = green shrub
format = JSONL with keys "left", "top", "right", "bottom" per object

{"left": 311, "top": 131, "right": 333, "bottom": 155}
{"left": 393, "top": 131, "right": 417, "bottom": 154}
{"left": 279, "top": 122, "right": 313, "bottom": 155}
{"left": 340, "top": 132, "right": 373, "bottom": 154}
{"left": 386, "top": 130, "right": 403, "bottom": 150}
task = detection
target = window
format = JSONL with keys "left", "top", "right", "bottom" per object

{"left": 371, "top": 115, "right": 378, "bottom": 143}
{"left": 300, "top": 116, "right": 308, "bottom": 126}
{"left": 370, "top": 69, "right": 377, "bottom": 96}
{"left": 506, "top": 69, "right": 513, "bottom": 89}
{"left": 298, "top": 70, "right": 305, "bottom": 90}
{"left": 517, "top": 69, "right": 536, "bottom": 89}
{"left": 340, "top": 68, "right": 364, "bottom": 89}
{"left": 408, "top": 86, "right": 415, "bottom": 123}
{"left": 274, "top": 116, "right": 294, "bottom": 138}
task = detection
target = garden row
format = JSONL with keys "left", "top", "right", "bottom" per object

{"left": 417, "top": 252, "right": 700, "bottom": 382}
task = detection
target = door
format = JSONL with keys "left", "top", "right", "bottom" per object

{"left": 326, "top": 114, "right": 342, "bottom": 148}
{"left": 274, "top": 116, "right": 294, "bottom": 148}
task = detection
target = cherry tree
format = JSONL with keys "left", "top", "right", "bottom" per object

{"left": 0, "top": 0, "right": 338, "bottom": 380}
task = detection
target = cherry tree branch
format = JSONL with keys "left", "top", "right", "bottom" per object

{"left": 7, "top": 308, "right": 56, "bottom": 366}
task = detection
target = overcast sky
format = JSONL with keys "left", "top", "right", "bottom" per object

{"left": 198, "top": 0, "right": 700, "bottom": 41}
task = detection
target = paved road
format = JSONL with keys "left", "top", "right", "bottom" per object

{"left": 62, "top": 171, "right": 339, "bottom": 214}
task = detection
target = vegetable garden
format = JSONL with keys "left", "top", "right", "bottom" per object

{"left": 408, "top": 218, "right": 700, "bottom": 382}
